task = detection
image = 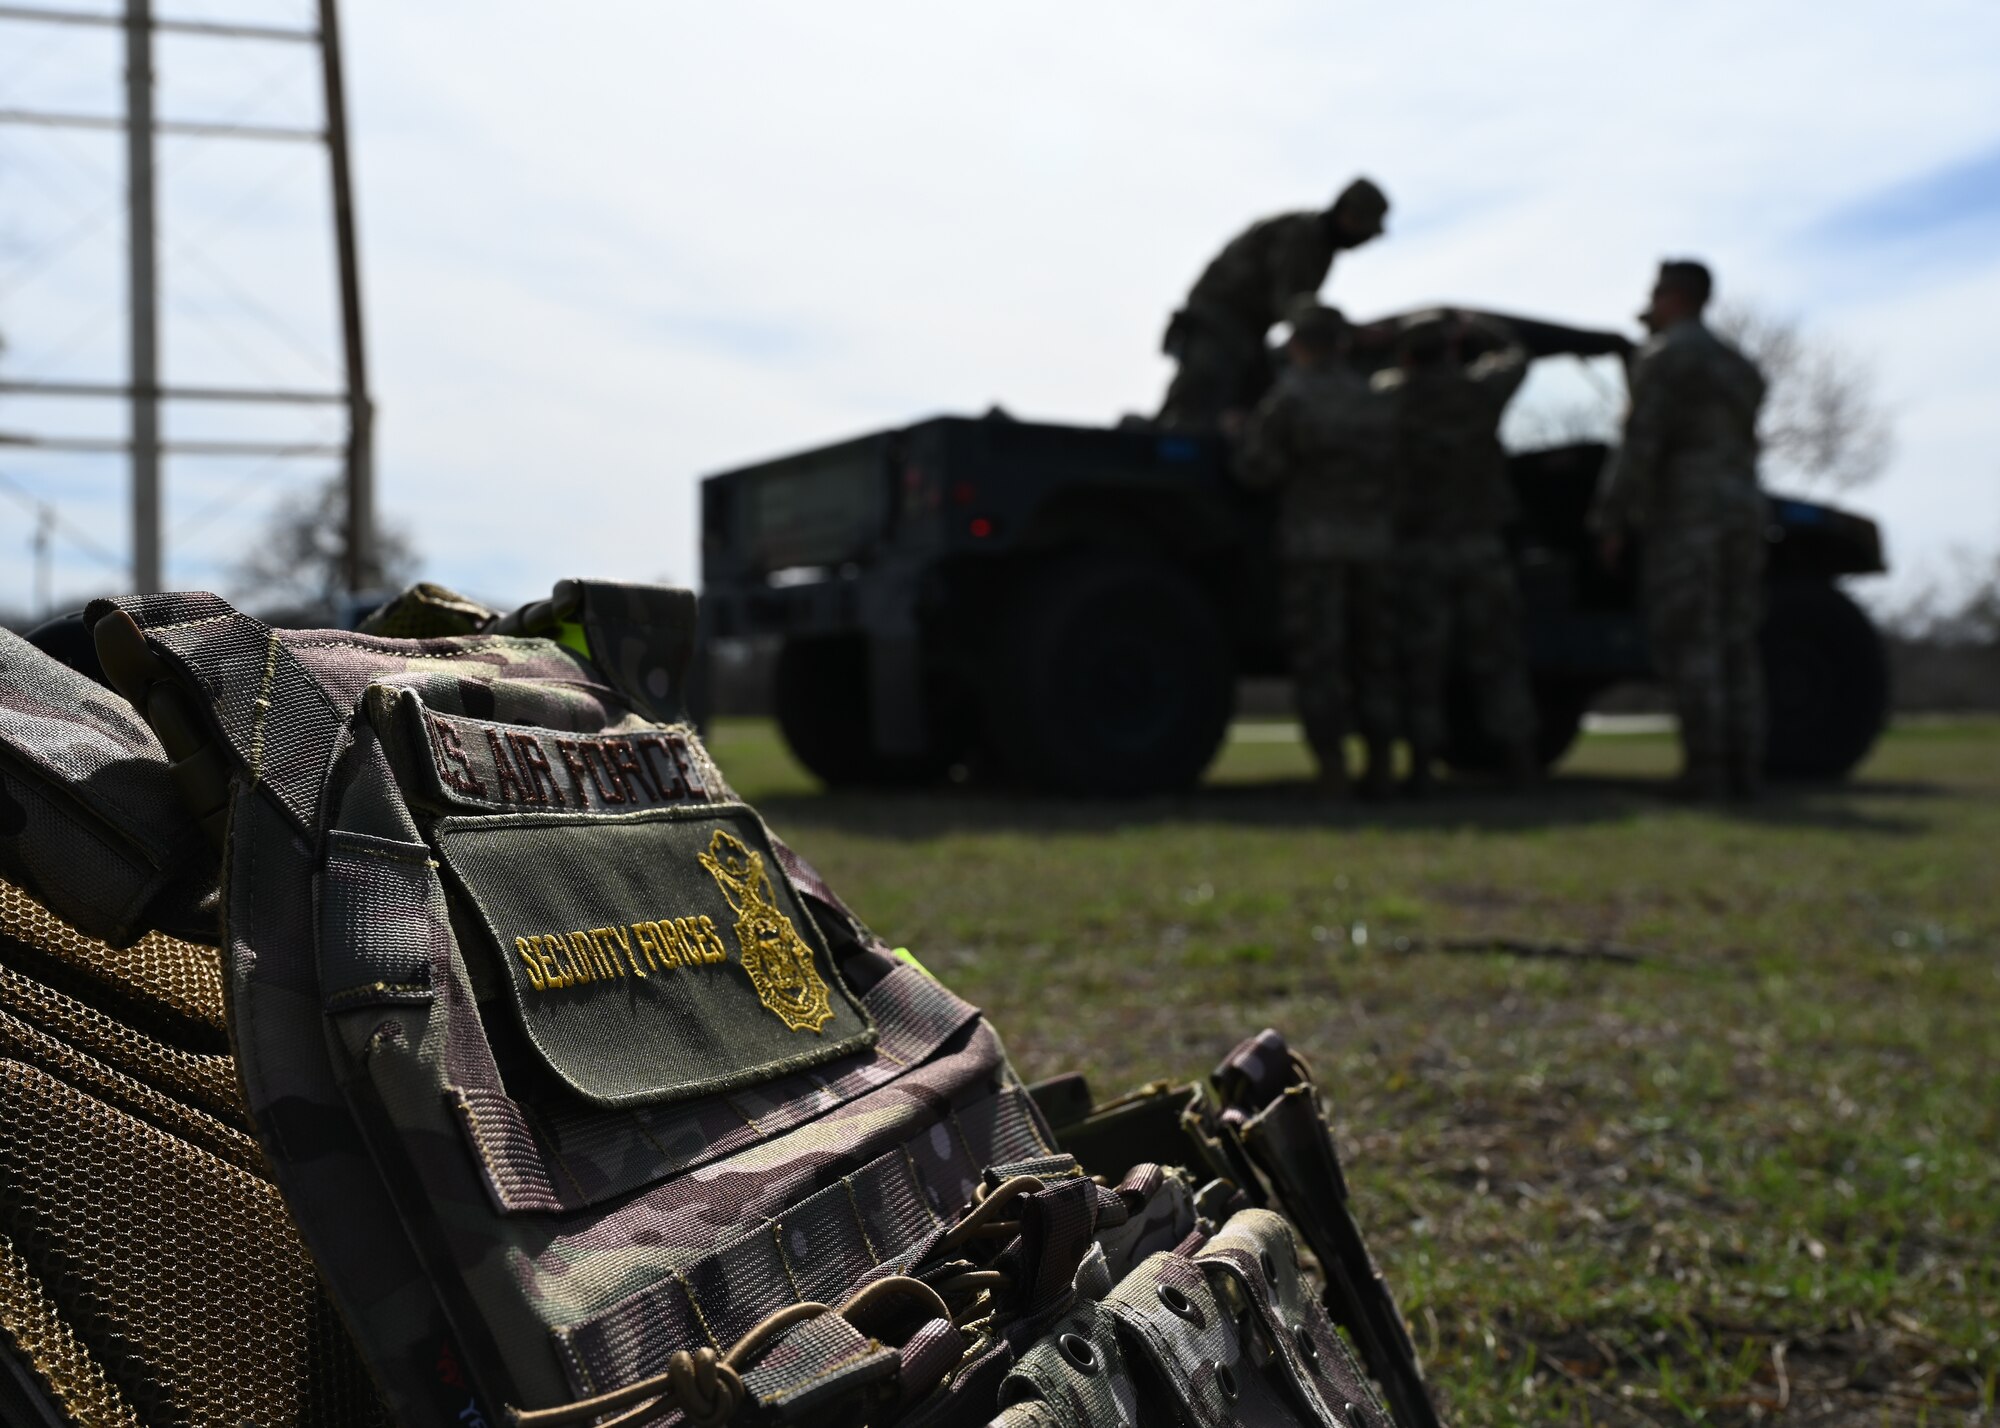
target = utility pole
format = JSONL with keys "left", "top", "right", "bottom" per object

{"left": 33, "top": 505, "right": 55, "bottom": 618}
{"left": 0, "top": 1, "right": 375, "bottom": 597}
{"left": 124, "top": 0, "right": 161, "bottom": 593}
{"left": 319, "top": 0, "right": 373, "bottom": 592}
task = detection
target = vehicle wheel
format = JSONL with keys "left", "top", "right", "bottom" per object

{"left": 1761, "top": 579, "right": 1888, "bottom": 780}
{"left": 983, "top": 554, "right": 1235, "bottom": 796}
{"left": 772, "top": 636, "right": 959, "bottom": 788}
{"left": 1441, "top": 674, "right": 1592, "bottom": 773}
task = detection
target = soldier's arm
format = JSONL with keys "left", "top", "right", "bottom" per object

{"left": 1267, "top": 217, "right": 1331, "bottom": 320}
{"left": 1589, "top": 340, "right": 1683, "bottom": 535}
{"left": 1233, "top": 389, "right": 1295, "bottom": 491}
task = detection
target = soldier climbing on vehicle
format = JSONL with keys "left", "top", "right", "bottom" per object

{"left": 1158, "top": 177, "right": 1389, "bottom": 432}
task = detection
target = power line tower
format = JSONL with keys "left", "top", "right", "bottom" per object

{"left": 0, "top": 0, "right": 373, "bottom": 596}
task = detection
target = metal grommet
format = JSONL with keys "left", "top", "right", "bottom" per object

{"left": 1157, "top": 1283, "right": 1197, "bottom": 1320}
{"left": 1057, "top": 1332, "right": 1099, "bottom": 1375}
{"left": 1295, "top": 1323, "right": 1320, "bottom": 1369}
{"left": 1214, "top": 1362, "right": 1239, "bottom": 1401}
{"left": 1260, "top": 1248, "right": 1278, "bottom": 1282}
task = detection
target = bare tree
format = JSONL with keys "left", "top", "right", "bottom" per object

{"left": 1505, "top": 304, "right": 1896, "bottom": 496}
{"left": 231, "top": 474, "right": 419, "bottom": 612}
{"left": 1505, "top": 394, "right": 1620, "bottom": 451}
{"left": 1883, "top": 542, "right": 2000, "bottom": 649}
{"left": 1711, "top": 303, "right": 1894, "bottom": 493}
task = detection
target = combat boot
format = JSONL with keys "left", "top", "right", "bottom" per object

{"left": 1403, "top": 744, "right": 1437, "bottom": 799}
{"left": 1501, "top": 742, "right": 1541, "bottom": 793}
{"left": 1726, "top": 752, "right": 1762, "bottom": 802}
{"left": 1360, "top": 737, "right": 1396, "bottom": 801}
{"left": 1669, "top": 756, "right": 1727, "bottom": 802}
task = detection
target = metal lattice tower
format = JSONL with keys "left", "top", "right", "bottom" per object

{"left": 0, "top": 0, "right": 373, "bottom": 596}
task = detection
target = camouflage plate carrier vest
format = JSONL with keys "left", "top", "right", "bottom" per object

{"left": 0, "top": 581, "right": 1438, "bottom": 1428}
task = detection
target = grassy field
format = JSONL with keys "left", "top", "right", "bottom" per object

{"left": 709, "top": 717, "right": 2000, "bottom": 1428}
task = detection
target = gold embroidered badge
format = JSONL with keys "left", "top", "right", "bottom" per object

{"left": 698, "top": 828, "right": 835, "bottom": 1034}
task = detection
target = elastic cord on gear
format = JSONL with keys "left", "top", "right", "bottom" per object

{"left": 506, "top": 1300, "right": 828, "bottom": 1428}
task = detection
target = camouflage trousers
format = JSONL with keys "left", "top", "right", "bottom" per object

{"left": 1643, "top": 518, "right": 1766, "bottom": 784}
{"left": 1157, "top": 307, "right": 1270, "bottom": 429}
{"left": 1283, "top": 556, "right": 1397, "bottom": 772}
{"left": 1396, "top": 534, "right": 1536, "bottom": 758}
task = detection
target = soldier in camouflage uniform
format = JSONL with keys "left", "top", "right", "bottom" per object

{"left": 1237, "top": 301, "right": 1400, "bottom": 798}
{"left": 1158, "top": 177, "right": 1389, "bottom": 431}
{"left": 1592, "top": 260, "right": 1769, "bottom": 799}
{"left": 1376, "top": 313, "right": 1539, "bottom": 794}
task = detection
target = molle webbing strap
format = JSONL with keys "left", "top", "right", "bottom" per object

{"left": 572, "top": 581, "right": 698, "bottom": 727}
{"left": 1213, "top": 1033, "right": 1439, "bottom": 1428}
{"left": 85, "top": 594, "right": 344, "bottom": 837}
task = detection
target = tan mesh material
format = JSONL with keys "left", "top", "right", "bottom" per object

{"left": 0, "top": 880, "right": 223, "bottom": 1037}
{"left": 0, "top": 1232, "right": 143, "bottom": 1428}
{"left": 0, "top": 1063, "right": 388, "bottom": 1427}
{"left": 0, "top": 1005, "right": 261, "bottom": 1173}
{"left": 0, "top": 962, "right": 241, "bottom": 1122}
{"left": 0, "top": 877, "right": 388, "bottom": 1427}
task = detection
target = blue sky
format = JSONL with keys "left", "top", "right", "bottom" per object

{"left": 2, "top": 0, "right": 1997, "bottom": 614}
{"left": 1814, "top": 141, "right": 2000, "bottom": 248}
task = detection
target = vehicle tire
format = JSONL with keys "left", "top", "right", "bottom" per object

{"left": 1441, "top": 674, "right": 1592, "bottom": 773}
{"left": 982, "top": 553, "right": 1235, "bottom": 796}
{"left": 772, "top": 636, "right": 959, "bottom": 788}
{"left": 1761, "top": 579, "right": 1888, "bottom": 780}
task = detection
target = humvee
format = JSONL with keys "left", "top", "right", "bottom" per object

{"left": 698, "top": 311, "right": 1889, "bottom": 795}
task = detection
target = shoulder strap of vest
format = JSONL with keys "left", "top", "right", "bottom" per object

{"left": 86, "top": 592, "right": 342, "bottom": 840}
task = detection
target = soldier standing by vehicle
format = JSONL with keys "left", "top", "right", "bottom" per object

{"left": 1377, "top": 312, "right": 1539, "bottom": 794}
{"left": 1236, "top": 300, "right": 1399, "bottom": 798}
{"left": 1158, "top": 178, "right": 1389, "bottom": 431}
{"left": 1592, "top": 259, "right": 1768, "bottom": 799}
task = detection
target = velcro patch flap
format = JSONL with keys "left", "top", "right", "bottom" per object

{"left": 434, "top": 804, "right": 876, "bottom": 1107}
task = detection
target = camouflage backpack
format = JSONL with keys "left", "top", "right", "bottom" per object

{"left": 66, "top": 580, "right": 1435, "bottom": 1428}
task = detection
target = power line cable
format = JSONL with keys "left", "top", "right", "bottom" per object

{"left": 0, "top": 41, "right": 319, "bottom": 301}
{"left": 167, "top": 224, "right": 342, "bottom": 378}
{"left": 12, "top": 148, "right": 331, "bottom": 383}
{"left": 0, "top": 467, "right": 126, "bottom": 569}
{"left": 0, "top": 167, "right": 124, "bottom": 302}
{"left": 0, "top": 13, "right": 94, "bottom": 103}
{"left": 8, "top": 284, "right": 127, "bottom": 377}
{"left": 167, "top": 406, "right": 343, "bottom": 542}
{"left": 0, "top": 128, "right": 108, "bottom": 216}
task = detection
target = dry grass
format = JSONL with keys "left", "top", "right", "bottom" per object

{"left": 710, "top": 718, "right": 2000, "bottom": 1427}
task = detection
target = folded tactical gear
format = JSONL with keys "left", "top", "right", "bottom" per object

{"left": 0, "top": 628, "right": 213, "bottom": 947}
{"left": 0, "top": 629, "right": 387, "bottom": 1427}
{"left": 58, "top": 580, "right": 1439, "bottom": 1428}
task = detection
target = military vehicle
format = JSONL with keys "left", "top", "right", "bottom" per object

{"left": 699, "top": 311, "right": 1890, "bottom": 796}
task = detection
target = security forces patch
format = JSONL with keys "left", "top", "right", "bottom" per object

{"left": 433, "top": 803, "right": 874, "bottom": 1107}
{"left": 697, "top": 828, "right": 836, "bottom": 1033}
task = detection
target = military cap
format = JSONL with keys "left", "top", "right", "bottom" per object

{"left": 1286, "top": 297, "right": 1350, "bottom": 347}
